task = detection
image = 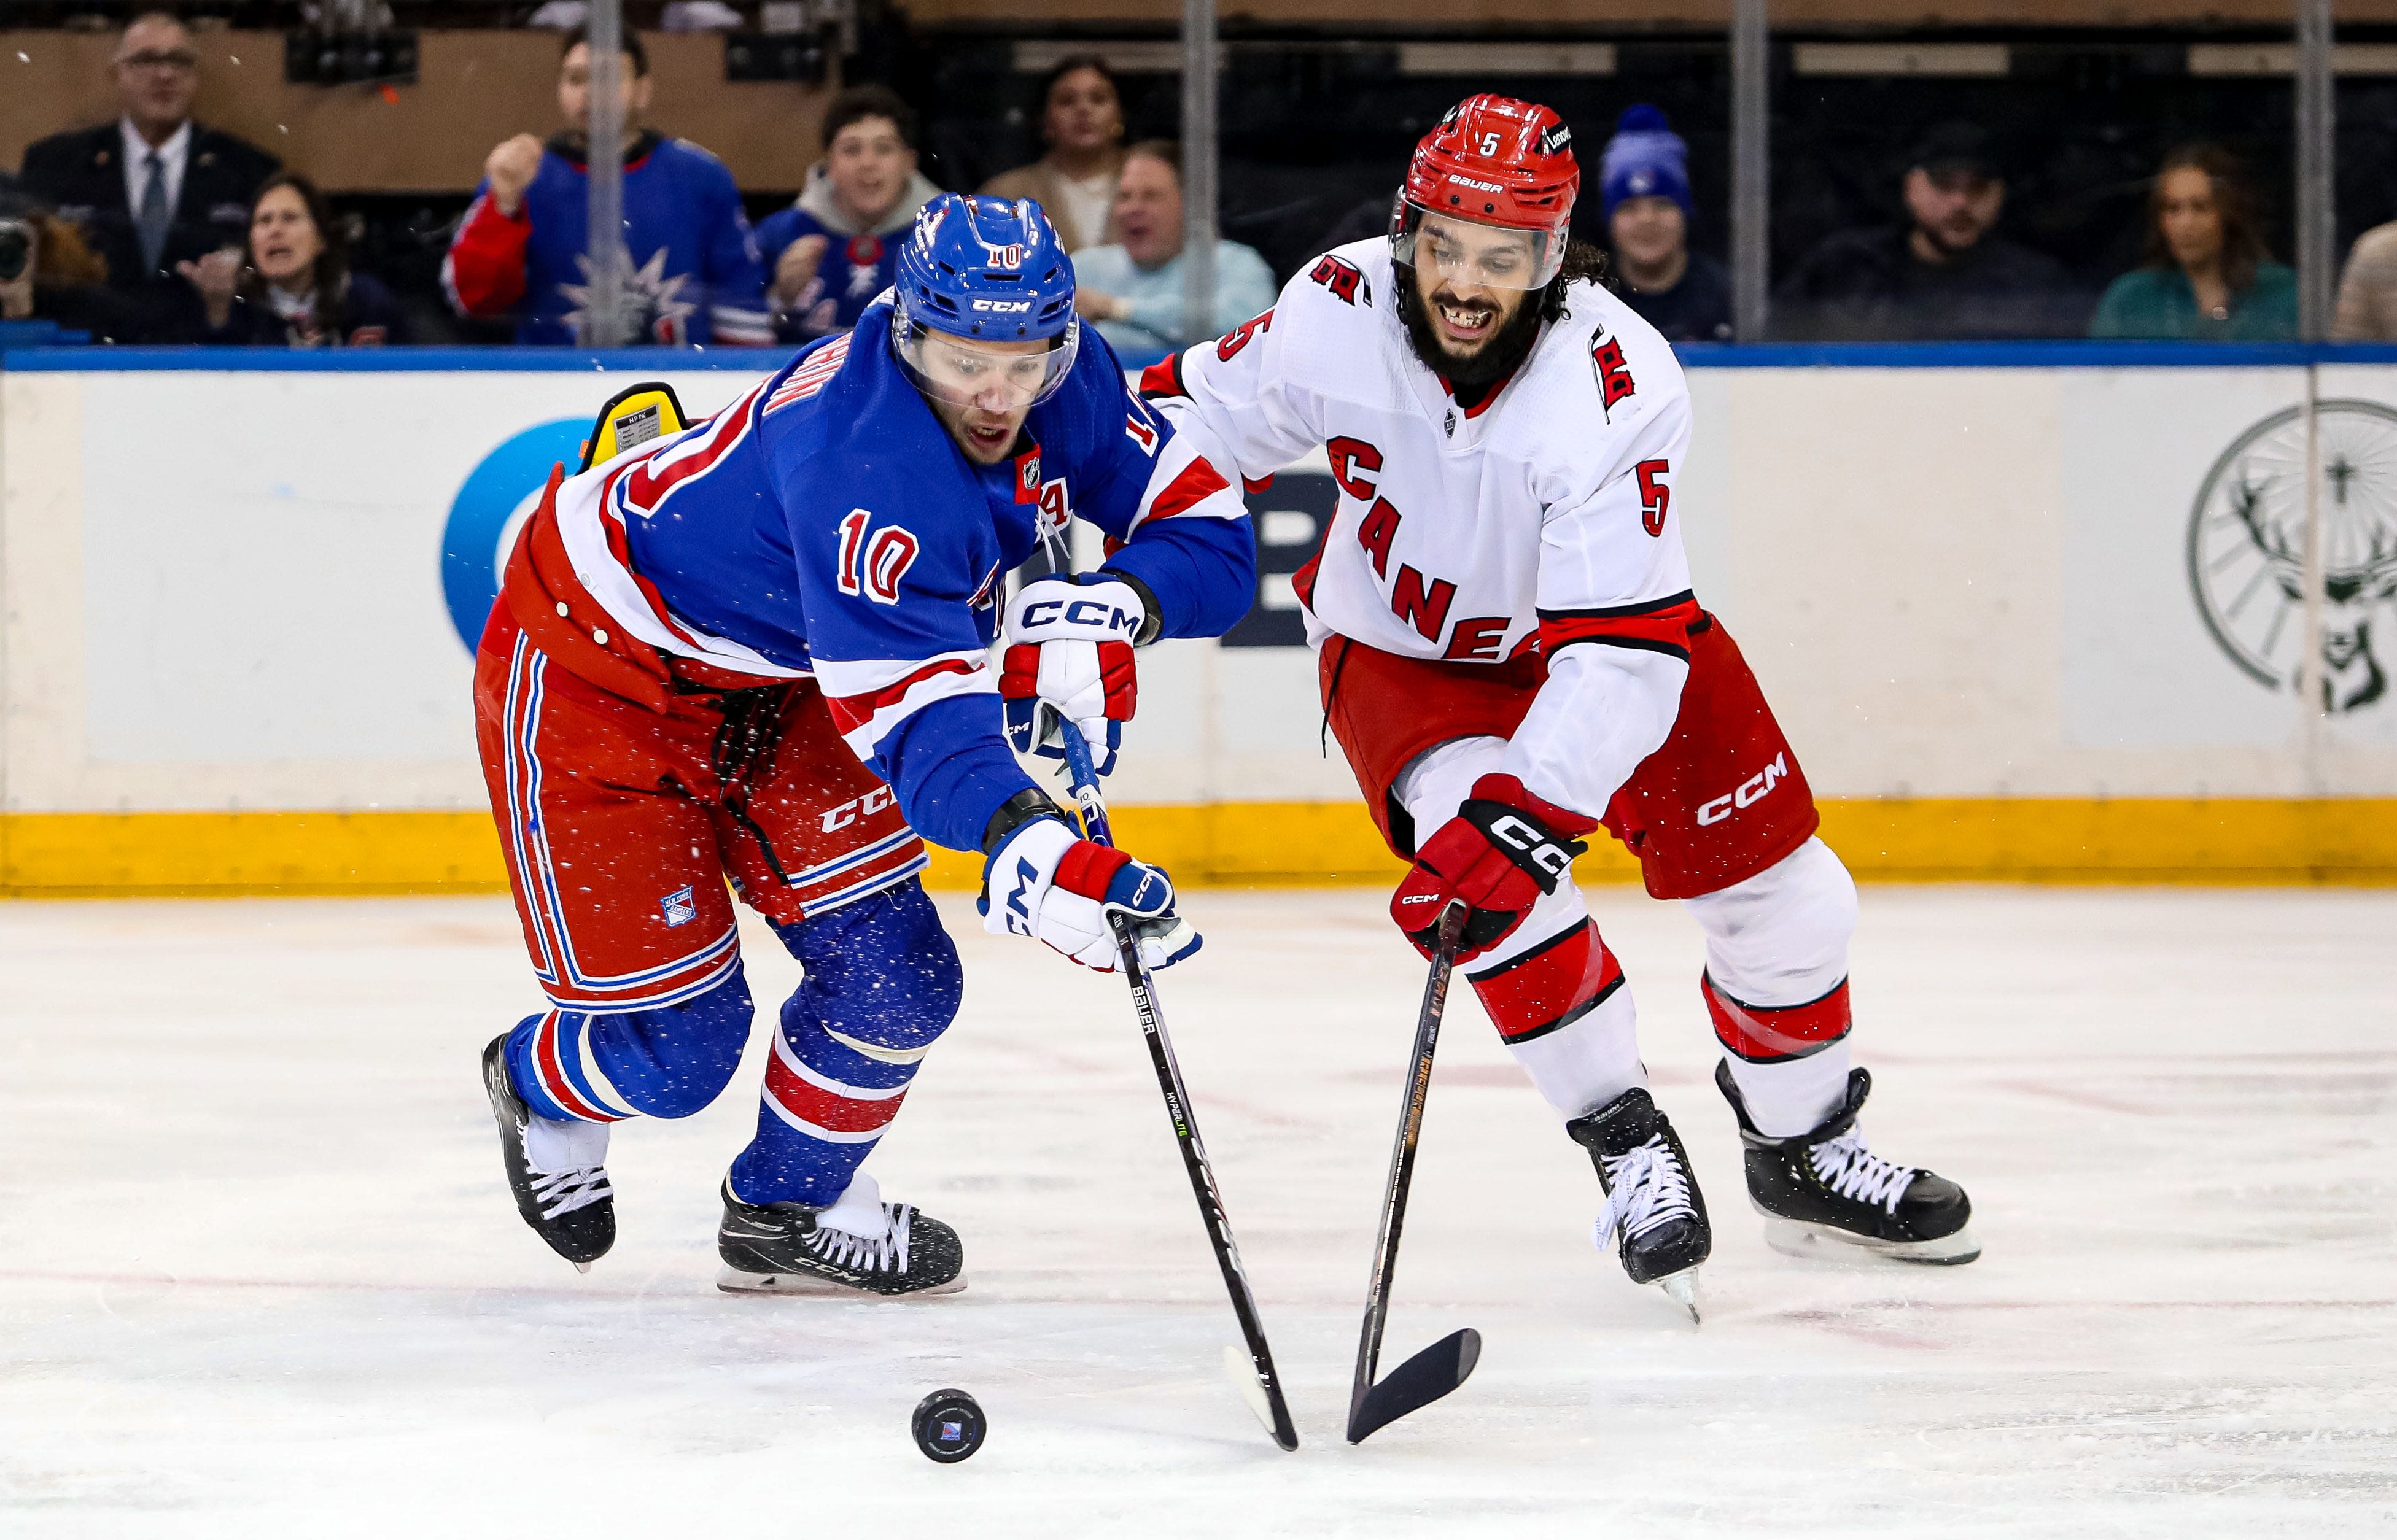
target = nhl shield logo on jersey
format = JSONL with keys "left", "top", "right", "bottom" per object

{"left": 2189, "top": 400, "right": 2397, "bottom": 714}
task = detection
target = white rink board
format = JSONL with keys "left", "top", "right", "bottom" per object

{"left": 0, "top": 886, "right": 2391, "bottom": 1535}
{"left": 5, "top": 360, "right": 2397, "bottom": 813}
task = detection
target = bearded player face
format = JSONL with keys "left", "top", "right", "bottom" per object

{"left": 1397, "top": 212, "right": 1548, "bottom": 387}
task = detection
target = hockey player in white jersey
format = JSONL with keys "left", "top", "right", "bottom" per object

{"left": 1067, "top": 94, "right": 1979, "bottom": 1310}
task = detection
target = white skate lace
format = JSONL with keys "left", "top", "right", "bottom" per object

{"left": 530, "top": 1165, "right": 612, "bottom": 1221}
{"left": 1593, "top": 1136, "right": 1698, "bottom": 1247}
{"left": 1808, "top": 1129, "right": 1916, "bottom": 1215}
{"left": 805, "top": 1201, "right": 915, "bottom": 1275}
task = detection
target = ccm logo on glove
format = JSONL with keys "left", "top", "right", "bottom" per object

{"left": 1017, "top": 595, "right": 1141, "bottom": 637}
{"left": 1389, "top": 774, "right": 1596, "bottom": 961}
{"left": 1000, "top": 575, "right": 1151, "bottom": 778}
{"left": 1478, "top": 811, "right": 1579, "bottom": 883}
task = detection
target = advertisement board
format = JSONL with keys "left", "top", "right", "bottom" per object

{"left": 2, "top": 349, "right": 2392, "bottom": 890}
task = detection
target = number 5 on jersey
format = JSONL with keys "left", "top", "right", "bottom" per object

{"left": 836, "top": 508, "right": 921, "bottom": 605}
{"left": 1636, "top": 460, "right": 1671, "bottom": 538}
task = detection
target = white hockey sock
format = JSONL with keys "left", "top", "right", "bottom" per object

{"left": 524, "top": 1111, "right": 610, "bottom": 1175}
{"left": 811, "top": 1170, "right": 886, "bottom": 1236}
{"left": 1720, "top": 1042, "right": 1852, "bottom": 1140}
{"left": 1501, "top": 981, "right": 1647, "bottom": 1121}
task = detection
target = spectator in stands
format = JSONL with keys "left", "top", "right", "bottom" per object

{"left": 444, "top": 26, "right": 771, "bottom": 346}
{"left": 2331, "top": 199, "right": 2397, "bottom": 339}
{"left": 1599, "top": 106, "right": 1733, "bottom": 343}
{"left": 756, "top": 85, "right": 940, "bottom": 342}
{"left": 1774, "top": 122, "right": 2078, "bottom": 341}
{"left": 2091, "top": 146, "right": 2294, "bottom": 342}
{"left": 979, "top": 55, "right": 1127, "bottom": 253}
{"left": 0, "top": 180, "right": 147, "bottom": 341}
{"left": 1070, "top": 141, "right": 1276, "bottom": 362}
{"left": 17, "top": 9, "right": 279, "bottom": 344}
{"left": 2334, "top": 232, "right": 2397, "bottom": 340}
{"left": 185, "top": 173, "right": 405, "bottom": 347}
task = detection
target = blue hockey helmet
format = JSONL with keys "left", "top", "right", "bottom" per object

{"left": 892, "top": 193, "right": 1081, "bottom": 410}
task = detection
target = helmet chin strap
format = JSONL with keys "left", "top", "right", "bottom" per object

{"left": 1394, "top": 263, "right": 1551, "bottom": 398}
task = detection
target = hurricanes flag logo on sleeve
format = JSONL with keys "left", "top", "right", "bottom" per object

{"left": 1592, "top": 335, "right": 1637, "bottom": 414}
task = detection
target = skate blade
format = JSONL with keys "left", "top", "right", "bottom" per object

{"left": 573, "top": 1261, "right": 590, "bottom": 1274}
{"left": 1655, "top": 1267, "right": 1702, "bottom": 1324}
{"left": 1762, "top": 1215, "right": 1981, "bottom": 1266}
{"left": 714, "top": 1265, "right": 968, "bottom": 1298}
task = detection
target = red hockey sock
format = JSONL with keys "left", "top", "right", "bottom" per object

{"left": 1703, "top": 970, "right": 1852, "bottom": 1062}
{"left": 1467, "top": 919, "right": 1625, "bottom": 1043}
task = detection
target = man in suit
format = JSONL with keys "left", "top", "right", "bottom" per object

{"left": 18, "top": 10, "right": 279, "bottom": 342}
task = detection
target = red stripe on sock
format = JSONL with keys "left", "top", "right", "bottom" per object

{"left": 1703, "top": 972, "right": 1852, "bottom": 1062}
{"left": 764, "top": 1052, "right": 908, "bottom": 1136}
{"left": 1470, "top": 921, "right": 1624, "bottom": 1043}
{"left": 534, "top": 1012, "right": 618, "bottom": 1123}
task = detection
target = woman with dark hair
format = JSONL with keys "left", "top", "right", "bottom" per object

{"left": 187, "top": 172, "right": 405, "bottom": 346}
{"left": 977, "top": 53, "right": 1126, "bottom": 252}
{"left": 2089, "top": 145, "right": 2296, "bottom": 340}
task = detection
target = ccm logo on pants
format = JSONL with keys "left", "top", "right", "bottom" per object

{"left": 1698, "top": 754, "right": 1789, "bottom": 827}
{"left": 821, "top": 786, "right": 895, "bottom": 832}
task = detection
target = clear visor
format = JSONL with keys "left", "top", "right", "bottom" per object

{"left": 1392, "top": 201, "right": 1564, "bottom": 292}
{"left": 894, "top": 311, "right": 1080, "bottom": 412}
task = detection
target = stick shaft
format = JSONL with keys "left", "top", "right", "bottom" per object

{"left": 1059, "top": 724, "right": 1298, "bottom": 1450}
{"left": 1349, "top": 905, "right": 1465, "bottom": 1427}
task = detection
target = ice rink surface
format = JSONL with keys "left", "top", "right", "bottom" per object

{"left": 2, "top": 884, "right": 2392, "bottom": 1538}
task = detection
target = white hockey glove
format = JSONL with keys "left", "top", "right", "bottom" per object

{"left": 979, "top": 814, "right": 1200, "bottom": 972}
{"left": 1000, "top": 574, "right": 1149, "bottom": 777}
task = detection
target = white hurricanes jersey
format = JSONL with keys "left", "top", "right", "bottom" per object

{"left": 1148, "top": 238, "right": 1701, "bottom": 819}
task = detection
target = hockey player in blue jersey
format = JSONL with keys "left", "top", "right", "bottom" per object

{"left": 474, "top": 193, "right": 1256, "bottom": 1296}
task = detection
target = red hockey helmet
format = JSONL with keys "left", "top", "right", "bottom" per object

{"left": 1393, "top": 94, "right": 1580, "bottom": 290}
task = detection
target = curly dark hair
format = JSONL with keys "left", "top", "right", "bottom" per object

{"left": 1542, "top": 239, "right": 1614, "bottom": 322}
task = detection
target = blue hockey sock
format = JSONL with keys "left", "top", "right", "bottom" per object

{"left": 729, "top": 881, "right": 961, "bottom": 1206}
{"left": 504, "top": 967, "right": 755, "bottom": 1124}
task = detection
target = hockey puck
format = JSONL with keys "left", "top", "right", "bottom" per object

{"left": 911, "top": 1388, "right": 985, "bottom": 1463}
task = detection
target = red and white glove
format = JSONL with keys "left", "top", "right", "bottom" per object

{"left": 1000, "top": 575, "right": 1147, "bottom": 776}
{"left": 981, "top": 814, "right": 1200, "bottom": 972}
{"left": 1391, "top": 774, "right": 1595, "bottom": 961}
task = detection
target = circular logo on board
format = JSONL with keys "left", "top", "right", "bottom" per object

{"left": 440, "top": 418, "right": 586, "bottom": 651}
{"left": 2188, "top": 400, "right": 2397, "bottom": 713}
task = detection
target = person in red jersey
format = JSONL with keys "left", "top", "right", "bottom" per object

{"left": 1136, "top": 95, "right": 1979, "bottom": 1310}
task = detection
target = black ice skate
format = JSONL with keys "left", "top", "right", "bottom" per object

{"left": 1716, "top": 1062, "right": 1979, "bottom": 1265}
{"left": 717, "top": 1174, "right": 965, "bottom": 1297}
{"left": 1566, "top": 1088, "right": 1711, "bottom": 1322}
{"left": 480, "top": 1034, "right": 615, "bottom": 1271}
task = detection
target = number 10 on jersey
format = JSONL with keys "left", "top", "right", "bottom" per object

{"left": 836, "top": 508, "right": 922, "bottom": 606}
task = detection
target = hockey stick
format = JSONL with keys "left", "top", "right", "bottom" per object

{"left": 1346, "top": 900, "right": 1482, "bottom": 1444}
{"left": 1054, "top": 720, "right": 1300, "bottom": 1453}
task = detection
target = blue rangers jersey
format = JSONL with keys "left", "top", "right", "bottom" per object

{"left": 544, "top": 300, "right": 1256, "bottom": 853}
{"left": 444, "top": 130, "right": 774, "bottom": 347}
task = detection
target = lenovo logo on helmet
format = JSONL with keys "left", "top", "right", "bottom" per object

{"left": 971, "top": 298, "right": 1033, "bottom": 313}
{"left": 1539, "top": 126, "right": 1572, "bottom": 155}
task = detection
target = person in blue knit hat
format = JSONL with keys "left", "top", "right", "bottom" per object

{"left": 1600, "top": 105, "right": 1733, "bottom": 342}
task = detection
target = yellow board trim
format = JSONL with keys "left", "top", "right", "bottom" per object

{"left": 4, "top": 799, "right": 2397, "bottom": 897}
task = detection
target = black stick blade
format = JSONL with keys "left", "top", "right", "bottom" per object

{"left": 1345, "top": 1327, "right": 1482, "bottom": 1444}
